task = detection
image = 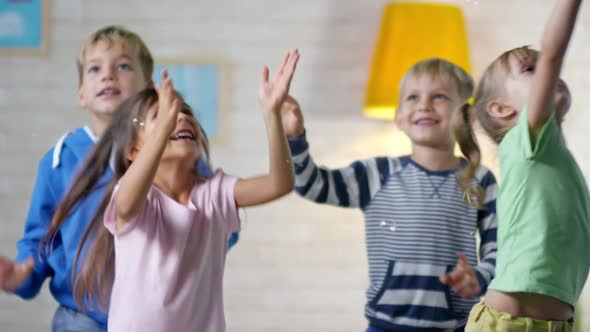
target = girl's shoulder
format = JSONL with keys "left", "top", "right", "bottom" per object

{"left": 192, "top": 169, "right": 238, "bottom": 197}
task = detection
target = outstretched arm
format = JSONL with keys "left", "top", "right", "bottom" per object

{"left": 283, "top": 96, "right": 392, "bottom": 209}
{"left": 115, "top": 72, "right": 181, "bottom": 226}
{"left": 528, "top": 0, "right": 582, "bottom": 132}
{"left": 234, "top": 50, "right": 299, "bottom": 207}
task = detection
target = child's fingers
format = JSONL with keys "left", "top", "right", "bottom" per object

{"left": 261, "top": 66, "right": 270, "bottom": 85}
{"left": 171, "top": 98, "right": 180, "bottom": 114}
{"left": 452, "top": 272, "right": 472, "bottom": 292}
{"left": 439, "top": 274, "right": 451, "bottom": 285}
{"left": 277, "top": 51, "right": 299, "bottom": 96}
{"left": 440, "top": 269, "right": 462, "bottom": 286}
{"left": 163, "top": 78, "right": 173, "bottom": 95}
{"left": 456, "top": 252, "right": 468, "bottom": 268}
{"left": 447, "top": 269, "right": 465, "bottom": 285}
{"left": 160, "top": 78, "right": 175, "bottom": 108}
{"left": 452, "top": 275, "right": 478, "bottom": 298}
{"left": 0, "top": 257, "right": 13, "bottom": 272}
{"left": 283, "top": 50, "right": 300, "bottom": 84}
{"left": 276, "top": 51, "right": 290, "bottom": 77}
{"left": 0, "top": 258, "right": 14, "bottom": 289}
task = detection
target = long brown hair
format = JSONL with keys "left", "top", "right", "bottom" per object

{"left": 40, "top": 88, "right": 210, "bottom": 312}
{"left": 452, "top": 46, "right": 532, "bottom": 207}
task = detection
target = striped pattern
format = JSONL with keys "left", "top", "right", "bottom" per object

{"left": 289, "top": 135, "right": 497, "bottom": 331}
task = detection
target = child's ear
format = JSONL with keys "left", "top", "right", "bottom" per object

{"left": 393, "top": 106, "right": 402, "bottom": 126}
{"left": 486, "top": 99, "right": 518, "bottom": 120}
{"left": 77, "top": 85, "right": 88, "bottom": 108}
{"left": 127, "top": 143, "right": 140, "bottom": 162}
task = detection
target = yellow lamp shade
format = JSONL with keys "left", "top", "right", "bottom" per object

{"left": 364, "top": 3, "right": 471, "bottom": 120}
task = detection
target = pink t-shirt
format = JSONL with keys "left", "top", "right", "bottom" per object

{"left": 104, "top": 171, "right": 240, "bottom": 332}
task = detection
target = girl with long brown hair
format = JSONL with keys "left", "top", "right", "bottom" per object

{"left": 40, "top": 49, "right": 299, "bottom": 332}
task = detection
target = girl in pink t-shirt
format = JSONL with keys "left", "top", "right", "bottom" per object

{"left": 42, "top": 49, "right": 300, "bottom": 332}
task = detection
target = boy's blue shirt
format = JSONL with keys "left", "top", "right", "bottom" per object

{"left": 13, "top": 127, "right": 237, "bottom": 327}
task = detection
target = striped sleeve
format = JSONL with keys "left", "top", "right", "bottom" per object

{"left": 473, "top": 166, "right": 498, "bottom": 296}
{"left": 288, "top": 133, "right": 394, "bottom": 210}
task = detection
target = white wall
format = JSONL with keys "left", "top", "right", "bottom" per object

{"left": 1, "top": 0, "right": 589, "bottom": 331}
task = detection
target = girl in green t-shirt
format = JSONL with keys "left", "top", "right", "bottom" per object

{"left": 453, "top": 0, "right": 589, "bottom": 331}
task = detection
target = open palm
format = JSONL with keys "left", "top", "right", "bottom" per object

{"left": 259, "top": 49, "right": 300, "bottom": 113}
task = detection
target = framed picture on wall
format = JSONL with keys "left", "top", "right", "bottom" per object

{"left": 153, "top": 58, "right": 229, "bottom": 144}
{"left": 0, "top": 0, "right": 50, "bottom": 56}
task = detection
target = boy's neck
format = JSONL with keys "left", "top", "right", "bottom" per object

{"left": 90, "top": 115, "right": 112, "bottom": 138}
{"left": 410, "top": 144, "right": 460, "bottom": 171}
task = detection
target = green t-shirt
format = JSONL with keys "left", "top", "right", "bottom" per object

{"left": 488, "top": 108, "right": 590, "bottom": 306}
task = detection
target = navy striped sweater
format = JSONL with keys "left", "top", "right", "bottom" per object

{"left": 289, "top": 135, "right": 497, "bottom": 331}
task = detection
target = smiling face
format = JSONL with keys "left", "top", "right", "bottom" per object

{"left": 77, "top": 40, "right": 149, "bottom": 120}
{"left": 395, "top": 73, "right": 462, "bottom": 150}
{"left": 130, "top": 99, "right": 203, "bottom": 167}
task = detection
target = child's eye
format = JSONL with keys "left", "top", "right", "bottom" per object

{"left": 406, "top": 94, "right": 418, "bottom": 101}
{"left": 522, "top": 65, "right": 535, "bottom": 73}
{"left": 117, "top": 63, "right": 131, "bottom": 71}
{"left": 87, "top": 66, "right": 99, "bottom": 74}
{"left": 181, "top": 108, "right": 193, "bottom": 117}
{"left": 433, "top": 94, "right": 448, "bottom": 101}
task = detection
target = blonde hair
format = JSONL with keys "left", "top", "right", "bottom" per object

{"left": 398, "top": 58, "right": 484, "bottom": 207}
{"left": 76, "top": 26, "right": 154, "bottom": 85}
{"left": 452, "top": 46, "right": 532, "bottom": 207}
{"left": 399, "top": 58, "right": 474, "bottom": 103}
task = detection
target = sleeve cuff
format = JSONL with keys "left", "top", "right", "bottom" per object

{"left": 474, "top": 268, "right": 489, "bottom": 297}
{"left": 12, "top": 273, "right": 42, "bottom": 299}
{"left": 287, "top": 130, "right": 309, "bottom": 155}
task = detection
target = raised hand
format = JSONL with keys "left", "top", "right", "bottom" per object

{"left": 0, "top": 256, "right": 34, "bottom": 292}
{"left": 156, "top": 70, "right": 181, "bottom": 136}
{"left": 281, "top": 95, "right": 305, "bottom": 138}
{"left": 527, "top": 0, "right": 581, "bottom": 132}
{"left": 259, "top": 49, "right": 300, "bottom": 113}
{"left": 439, "top": 253, "right": 481, "bottom": 298}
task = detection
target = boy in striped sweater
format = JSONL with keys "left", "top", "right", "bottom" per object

{"left": 283, "top": 58, "right": 497, "bottom": 331}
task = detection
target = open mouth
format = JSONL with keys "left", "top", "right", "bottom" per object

{"left": 413, "top": 118, "right": 439, "bottom": 126}
{"left": 170, "top": 129, "right": 196, "bottom": 141}
{"left": 97, "top": 87, "right": 121, "bottom": 97}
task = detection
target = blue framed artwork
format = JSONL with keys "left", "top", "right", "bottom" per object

{"left": 0, "top": 0, "right": 50, "bottom": 55}
{"left": 153, "top": 58, "right": 229, "bottom": 143}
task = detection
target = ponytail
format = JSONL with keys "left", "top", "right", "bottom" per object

{"left": 452, "top": 102, "right": 485, "bottom": 208}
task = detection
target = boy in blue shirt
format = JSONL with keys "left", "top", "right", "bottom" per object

{"left": 0, "top": 26, "right": 238, "bottom": 331}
